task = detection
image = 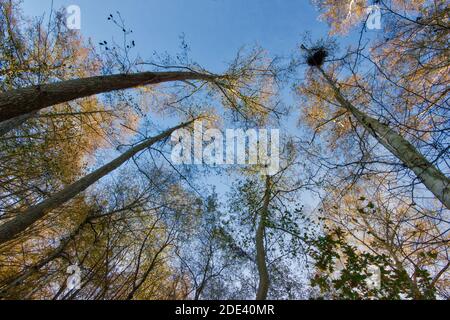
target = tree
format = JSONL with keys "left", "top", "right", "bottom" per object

{"left": 0, "top": 0, "right": 101, "bottom": 134}
{"left": 0, "top": 71, "right": 216, "bottom": 122}
{"left": 302, "top": 1, "right": 450, "bottom": 209}
{"left": 304, "top": 57, "right": 450, "bottom": 209}
{"left": 173, "top": 191, "right": 237, "bottom": 300}
{"left": 0, "top": 118, "right": 199, "bottom": 244}
{"left": 1, "top": 0, "right": 447, "bottom": 301}
{"left": 0, "top": 165, "right": 199, "bottom": 300}
{"left": 224, "top": 139, "right": 314, "bottom": 300}
{"left": 255, "top": 176, "right": 271, "bottom": 300}
{"left": 309, "top": 179, "right": 449, "bottom": 299}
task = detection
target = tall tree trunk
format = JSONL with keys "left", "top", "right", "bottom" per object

{"left": 0, "top": 71, "right": 217, "bottom": 122}
{"left": 0, "top": 119, "right": 196, "bottom": 244}
{"left": 256, "top": 176, "right": 271, "bottom": 300}
{"left": 317, "top": 67, "right": 450, "bottom": 210}
{"left": 0, "top": 112, "right": 37, "bottom": 136}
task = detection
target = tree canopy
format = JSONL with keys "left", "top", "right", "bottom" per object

{"left": 0, "top": 0, "right": 448, "bottom": 300}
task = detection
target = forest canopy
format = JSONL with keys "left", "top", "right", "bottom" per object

{"left": 0, "top": 0, "right": 448, "bottom": 300}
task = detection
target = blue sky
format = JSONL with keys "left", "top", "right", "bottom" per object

{"left": 21, "top": 0, "right": 357, "bottom": 209}
{"left": 20, "top": 0, "right": 336, "bottom": 207}
{"left": 22, "top": 0, "right": 332, "bottom": 71}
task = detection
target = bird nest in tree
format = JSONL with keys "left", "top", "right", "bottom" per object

{"left": 306, "top": 47, "right": 329, "bottom": 67}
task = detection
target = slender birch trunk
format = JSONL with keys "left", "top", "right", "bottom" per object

{"left": 0, "top": 71, "right": 217, "bottom": 122}
{"left": 317, "top": 67, "right": 450, "bottom": 210}
{"left": 0, "top": 119, "right": 196, "bottom": 244}
{"left": 256, "top": 176, "right": 271, "bottom": 300}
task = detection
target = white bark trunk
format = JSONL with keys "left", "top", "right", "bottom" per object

{"left": 318, "top": 68, "right": 450, "bottom": 209}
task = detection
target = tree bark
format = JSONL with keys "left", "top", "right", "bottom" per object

{"left": 318, "top": 67, "right": 450, "bottom": 210}
{"left": 256, "top": 177, "right": 271, "bottom": 300}
{"left": 0, "top": 119, "right": 196, "bottom": 244}
{"left": 0, "top": 71, "right": 217, "bottom": 122}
